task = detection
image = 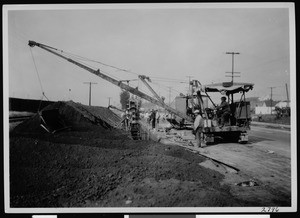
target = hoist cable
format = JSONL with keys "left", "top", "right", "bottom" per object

{"left": 29, "top": 47, "right": 50, "bottom": 111}
{"left": 58, "top": 50, "right": 137, "bottom": 82}
{"left": 33, "top": 43, "right": 188, "bottom": 104}
{"left": 29, "top": 47, "right": 44, "bottom": 96}
{"left": 41, "top": 44, "right": 190, "bottom": 93}
{"left": 61, "top": 52, "right": 124, "bottom": 82}
{"left": 62, "top": 50, "right": 138, "bottom": 76}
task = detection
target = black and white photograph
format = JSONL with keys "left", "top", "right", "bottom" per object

{"left": 3, "top": 3, "right": 296, "bottom": 213}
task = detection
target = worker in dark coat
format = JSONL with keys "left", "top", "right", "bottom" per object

{"left": 150, "top": 109, "right": 156, "bottom": 129}
{"left": 215, "top": 96, "right": 231, "bottom": 127}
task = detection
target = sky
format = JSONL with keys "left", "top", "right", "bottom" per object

{"left": 4, "top": 3, "right": 295, "bottom": 107}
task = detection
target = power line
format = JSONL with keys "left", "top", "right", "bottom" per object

{"left": 151, "top": 76, "right": 186, "bottom": 82}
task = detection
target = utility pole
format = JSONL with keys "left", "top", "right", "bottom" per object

{"left": 68, "top": 88, "right": 71, "bottom": 101}
{"left": 285, "top": 83, "right": 289, "bottom": 102}
{"left": 167, "top": 86, "right": 172, "bottom": 106}
{"left": 186, "top": 76, "right": 193, "bottom": 94}
{"left": 108, "top": 97, "right": 112, "bottom": 107}
{"left": 83, "top": 82, "right": 97, "bottom": 106}
{"left": 225, "top": 52, "right": 241, "bottom": 83}
{"left": 187, "top": 76, "right": 194, "bottom": 112}
{"left": 269, "top": 86, "right": 276, "bottom": 114}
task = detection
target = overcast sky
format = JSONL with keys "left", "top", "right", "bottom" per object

{"left": 5, "top": 3, "right": 294, "bottom": 107}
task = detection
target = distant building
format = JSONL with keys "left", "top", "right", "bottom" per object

{"left": 255, "top": 99, "right": 280, "bottom": 114}
{"left": 275, "top": 100, "right": 290, "bottom": 108}
{"left": 246, "top": 97, "right": 260, "bottom": 113}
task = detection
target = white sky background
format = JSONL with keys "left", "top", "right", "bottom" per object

{"left": 6, "top": 4, "right": 292, "bottom": 107}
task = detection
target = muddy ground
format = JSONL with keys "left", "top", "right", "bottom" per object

{"left": 8, "top": 102, "right": 290, "bottom": 208}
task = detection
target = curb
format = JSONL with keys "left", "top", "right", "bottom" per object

{"left": 251, "top": 121, "right": 290, "bottom": 130}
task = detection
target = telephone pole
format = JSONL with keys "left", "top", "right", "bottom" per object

{"left": 269, "top": 86, "right": 276, "bottom": 114}
{"left": 167, "top": 86, "right": 172, "bottom": 106}
{"left": 186, "top": 76, "right": 194, "bottom": 112}
{"left": 285, "top": 83, "right": 289, "bottom": 102}
{"left": 225, "top": 52, "right": 241, "bottom": 82}
{"left": 108, "top": 97, "right": 112, "bottom": 107}
{"left": 83, "top": 82, "right": 97, "bottom": 106}
{"left": 186, "top": 76, "right": 193, "bottom": 94}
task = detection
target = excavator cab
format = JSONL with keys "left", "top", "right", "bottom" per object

{"left": 204, "top": 82, "right": 253, "bottom": 124}
{"left": 199, "top": 82, "right": 254, "bottom": 144}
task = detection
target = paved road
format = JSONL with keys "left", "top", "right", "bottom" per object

{"left": 249, "top": 125, "right": 290, "bottom": 144}
{"left": 248, "top": 126, "right": 291, "bottom": 158}
{"left": 194, "top": 126, "right": 292, "bottom": 198}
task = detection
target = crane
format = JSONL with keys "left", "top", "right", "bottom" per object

{"left": 28, "top": 40, "right": 194, "bottom": 122}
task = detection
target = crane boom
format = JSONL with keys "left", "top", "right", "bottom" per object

{"left": 28, "top": 40, "right": 193, "bottom": 122}
{"left": 138, "top": 75, "right": 164, "bottom": 103}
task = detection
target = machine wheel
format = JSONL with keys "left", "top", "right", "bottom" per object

{"left": 238, "top": 132, "right": 248, "bottom": 144}
{"left": 204, "top": 134, "right": 214, "bottom": 145}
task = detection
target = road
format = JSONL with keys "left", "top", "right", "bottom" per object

{"left": 248, "top": 126, "right": 291, "bottom": 158}
{"left": 151, "top": 121, "right": 293, "bottom": 205}
{"left": 193, "top": 126, "right": 292, "bottom": 204}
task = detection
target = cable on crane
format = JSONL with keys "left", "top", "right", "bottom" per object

{"left": 62, "top": 50, "right": 139, "bottom": 76}
{"left": 37, "top": 43, "right": 191, "bottom": 95}
{"left": 29, "top": 47, "right": 50, "bottom": 112}
{"left": 30, "top": 42, "right": 190, "bottom": 108}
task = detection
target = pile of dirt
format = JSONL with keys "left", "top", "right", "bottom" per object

{"left": 10, "top": 125, "right": 244, "bottom": 207}
{"left": 12, "top": 101, "right": 122, "bottom": 135}
{"left": 9, "top": 101, "right": 260, "bottom": 207}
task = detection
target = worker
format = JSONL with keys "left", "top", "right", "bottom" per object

{"left": 215, "top": 96, "right": 231, "bottom": 127}
{"left": 144, "top": 111, "right": 149, "bottom": 123}
{"left": 125, "top": 109, "right": 130, "bottom": 130}
{"left": 156, "top": 111, "right": 160, "bottom": 124}
{"left": 150, "top": 109, "right": 156, "bottom": 129}
{"left": 258, "top": 112, "right": 262, "bottom": 122}
{"left": 193, "top": 110, "right": 204, "bottom": 148}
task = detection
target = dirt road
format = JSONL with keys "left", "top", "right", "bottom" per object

{"left": 152, "top": 123, "right": 292, "bottom": 207}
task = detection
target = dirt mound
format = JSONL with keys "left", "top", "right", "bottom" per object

{"left": 10, "top": 124, "right": 242, "bottom": 207}
{"left": 12, "top": 101, "right": 122, "bottom": 135}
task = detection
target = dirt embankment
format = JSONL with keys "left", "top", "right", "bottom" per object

{"left": 8, "top": 101, "right": 275, "bottom": 207}
{"left": 10, "top": 124, "right": 245, "bottom": 207}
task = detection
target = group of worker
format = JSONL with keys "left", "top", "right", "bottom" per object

{"left": 121, "top": 106, "right": 140, "bottom": 130}
{"left": 193, "top": 96, "right": 230, "bottom": 147}
{"left": 145, "top": 109, "right": 160, "bottom": 129}
{"left": 120, "top": 96, "right": 230, "bottom": 147}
